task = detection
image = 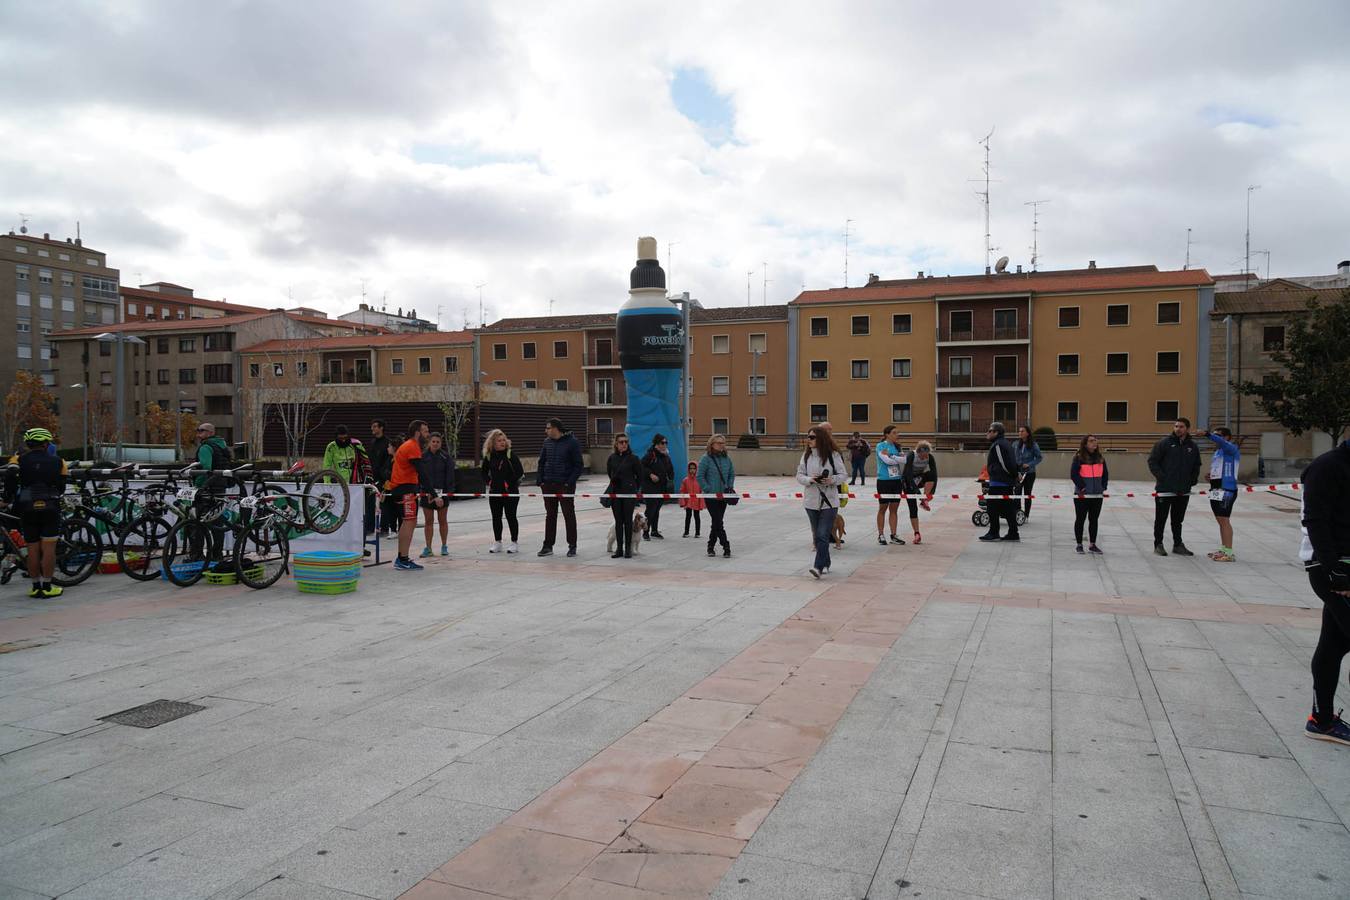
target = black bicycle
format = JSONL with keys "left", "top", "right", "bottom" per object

{"left": 0, "top": 507, "right": 101, "bottom": 588}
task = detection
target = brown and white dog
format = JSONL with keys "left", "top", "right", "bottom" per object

{"left": 832, "top": 513, "right": 847, "bottom": 549}
{"left": 606, "top": 512, "right": 647, "bottom": 555}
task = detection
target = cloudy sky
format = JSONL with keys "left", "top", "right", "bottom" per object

{"left": 3, "top": 1, "right": 1347, "bottom": 324}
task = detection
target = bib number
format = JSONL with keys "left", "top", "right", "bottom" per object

{"left": 1208, "top": 489, "right": 1226, "bottom": 502}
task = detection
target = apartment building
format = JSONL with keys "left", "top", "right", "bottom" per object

{"left": 238, "top": 331, "right": 475, "bottom": 391}
{"left": 120, "top": 282, "right": 264, "bottom": 323}
{"left": 790, "top": 265, "right": 1216, "bottom": 439}
{"left": 2, "top": 230, "right": 120, "bottom": 392}
{"left": 337, "top": 303, "right": 437, "bottom": 333}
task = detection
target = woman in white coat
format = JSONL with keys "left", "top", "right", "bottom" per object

{"left": 797, "top": 425, "right": 849, "bottom": 578}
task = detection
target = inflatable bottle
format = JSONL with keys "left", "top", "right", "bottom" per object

{"left": 617, "top": 236, "right": 688, "bottom": 485}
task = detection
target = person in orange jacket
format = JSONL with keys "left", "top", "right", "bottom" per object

{"left": 678, "top": 461, "right": 706, "bottom": 538}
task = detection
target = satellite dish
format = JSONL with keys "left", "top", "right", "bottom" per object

{"left": 994, "top": 256, "right": 1009, "bottom": 273}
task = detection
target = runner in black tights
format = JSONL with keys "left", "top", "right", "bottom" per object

{"left": 1300, "top": 437, "right": 1350, "bottom": 745}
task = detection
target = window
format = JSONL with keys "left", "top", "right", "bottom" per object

{"left": 851, "top": 315, "right": 870, "bottom": 335}
{"left": 522, "top": 341, "right": 537, "bottom": 359}
{"left": 892, "top": 313, "right": 912, "bottom": 334}
{"left": 1263, "top": 326, "right": 1285, "bottom": 352}
{"left": 1058, "top": 353, "right": 1080, "bottom": 375}
{"left": 748, "top": 375, "right": 766, "bottom": 394}
{"left": 1107, "top": 304, "right": 1130, "bottom": 326}
{"left": 296, "top": 361, "right": 308, "bottom": 377}
{"left": 492, "top": 343, "right": 507, "bottom": 361}
{"left": 205, "top": 396, "right": 233, "bottom": 415}
{"left": 810, "top": 360, "right": 829, "bottom": 380}
{"left": 1105, "top": 401, "right": 1129, "bottom": 423}
{"left": 993, "top": 355, "right": 1018, "bottom": 386}
{"left": 86, "top": 258, "right": 98, "bottom": 266}
{"left": 16, "top": 291, "right": 30, "bottom": 307}
{"left": 850, "top": 359, "right": 870, "bottom": 379}
{"left": 492, "top": 380, "right": 507, "bottom": 387}
{"left": 1157, "top": 302, "right": 1181, "bottom": 324}
{"left": 101, "top": 305, "right": 115, "bottom": 324}
{"left": 712, "top": 376, "right": 730, "bottom": 395}
{"left": 553, "top": 379, "right": 568, "bottom": 391}
{"left": 203, "top": 333, "right": 233, "bottom": 351}
{"left": 994, "top": 308, "right": 1018, "bottom": 339}
{"left": 892, "top": 358, "right": 912, "bottom": 378}
{"left": 810, "top": 317, "right": 828, "bottom": 337}
{"left": 100, "top": 370, "right": 112, "bottom": 385}
{"left": 1156, "top": 351, "right": 1180, "bottom": 373}
{"left": 15, "top": 265, "right": 27, "bottom": 280}
{"left": 161, "top": 308, "right": 169, "bottom": 319}
{"left": 329, "top": 359, "right": 342, "bottom": 382}
{"left": 391, "top": 358, "right": 404, "bottom": 374}
{"left": 178, "top": 368, "right": 197, "bottom": 384}
{"left": 13, "top": 244, "right": 25, "bottom": 253}
{"left": 444, "top": 356, "right": 458, "bottom": 373}
{"left": 594, "top": 338, "right": 613, "bottom": 365}
{"left": 16, "top": 320, "right": 29, "bottom": 333}
{"left": 553, "top": 340, "right": 568, "bottom": 358}
{"left": 36, "top": 249, "right": 48, "bottom": 258}
{"left": 948, "top": 401, "right": 971, "bottom": 431}
{"left": 203, "top": 364, "right": 232, "bottom": 383}
{"left": 748, "top": 333, "right": 767, "bottom": 353}
{"left": 178, "top": 337, "right": 195, "bottom": 352}
{"left": 595, "top": 378, "right": 614, "bottom": 404}
{"left": 17, "top": 345, "right": 31, "bottom": 359}
{"left": 712, "top": 418, "right": 729, "bottom": 435}
{"left": 1156, "top": 400, "right": 1180, "bottom": 422}
{"left": 711, "top": 334, "right": 730, "bottom": 354}
{"left": 157, "top": 369, "right": 169, "bottom": 384}
{"left": 950, "top": 310, "right": 972, "bottom": 338}
{"left": 523, "top": 379, "right": 537, "bottom": 389}
{"left": 1106, "top": 352, "right": 1129, "bottom": 375}
{"left": 1058, "top": 306, "right": 1080, "bottom": 328}
{"left": 747, "top": 417, "right": 766, "bottom": 435}
{"left": 948, "top": 356, "right": 972, "bottom": 387}
{"left": 61, "top": 298, "right": 74, "bottom": 312}
{"left": 1057, "top": 402, "right": 1079, "bottom": 423}
{"left": 355, "top": 359, "right": 370, "bottom": 381}
{"left": 594, "top": 417, "right": 614, "bottom": 436}
{"left": 39, "top": 294, "right": 52, "bottom": 309}
{"left": 38, "top": 269, "right": 52, "bottom": 284}
{"left": 993, "top": 401, "right": 1017, "bottom": 423}
{"left": 99, "top": 342, "right": 111, "bottom": 357}
{"left": 850, "top": 404, "right": 869, "bottom": 423}
{"left": 249, "top": 363, "right": 260, "bottom": 378}
{"left": 809, "top": 404, "right": 828, "bottom": 423}
{"left": 892, "top": 403, "right": 912, "bottom": 423}
{"left": 154, "top": 337, "right": 167, "bottom": 353}
{"left": 418, "top": 357, "right": 431, "bottom": 374}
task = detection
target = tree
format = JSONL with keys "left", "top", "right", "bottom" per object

{"left": 1, "top": 371, "right": 59, "bottom": 454}
{"left": 143, "top": 402, "right": 199, "bottom": 446}
{"left": 252, "top": 342, "right": 327, "bottom": 464}
{"left": 1233, "top": 288, "right": 1350, "bottom": 445}
{"left": 436, "top": 378, "right": 475, "bottom": 459}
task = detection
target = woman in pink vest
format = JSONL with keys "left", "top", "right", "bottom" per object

{"left": 1070, "top": 434, "right": 1109, "bottom": 554}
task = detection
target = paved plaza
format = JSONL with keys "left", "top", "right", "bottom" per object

{"left": 0, "top": 475, "right": 1346, "bottom": 900}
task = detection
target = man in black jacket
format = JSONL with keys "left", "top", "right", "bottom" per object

{"left": 536, "top": 418, "right": 584, "bottom": 557}
{"left": 1300, "top": 437, "right": 1350, "bottom": 745}
{"left": 1147, "top": 418, "right": 1201, "bottom": 556}
{"left": 369, "top": 419, "right": 396, "bottom": 538}
{"left": 979, "top": 422, "right": 1020, "bottom": 542}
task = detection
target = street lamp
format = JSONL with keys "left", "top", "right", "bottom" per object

{"left": 175, "top": 389, "right": 189, "bottom": 461}
{"left": 95, "top": 332, "right": 147, "bottom": 464}
{"left": 69, "top": 383, "right": 87, "bottom": 461}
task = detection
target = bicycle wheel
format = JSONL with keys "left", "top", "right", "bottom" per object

{"left": 118, "top": 514, "right": 171, "bottom": 582}
{"left": 301, "top": 470, "right": 349, "bottom": 535}
{"left": 235, "top": 518, "right": 289, "bottom": 589}
{"left": 162, "top": 519, "right": 211, "bottom": 587}
{"left": 53, "top": 519, "right": 102, "bottom": 587}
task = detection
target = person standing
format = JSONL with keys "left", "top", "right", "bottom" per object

{"left": 322, "top": 425, "right": 357, "bottom": 484}
{"left": 979, "top": 422, "right": 1021, "bottom": 542}
{"left": 3, "top": 428, "right": 69, "bottom": 598}
{"left": 798, "top": 426, "right": 848, "bottom": 578}
{"left": 417, "top": 432, "right": 453, "bottom": 558}
{"left": 391, "top": 420, "right": 428, "bottom": 571}
{"left": 1298, "top": 435, "right": 1350, "bottom": 745}
{"left": 901, "top": 441, "right": 938, "bottom": 545}
{"left": 847, "top": 431, "right": 870, "bottom": 485}
{"left": 482, "top": 428, "right": 523, "bottom": 554}
{"left": 874, "top": 426, "right": 906, "bottom": 546}
{"left": 536, "top": 417, "right": 583, "bottom": 557}
{"left": 640, "top": 434, "right": 674, "bottom": 539}
{"left": 606, "top": 434, "right": 645, "bottom": 559}
{"left": 1014, "top": 425, "right": 1044, "bottom": 520}
{"left": 368, "top": 419, "right": 396, "bottom": 538}
{"left": 1070, "top": 434, "right": 1108, "bottom": 554}
{"left": 1147, "top": 417, "right": 1201, "bottom": 557}
{"left": 679, "top": 461, "right": 704, "bottom": 538}
{"left": 192, "top": 422, "right": 232, "bottom": 565}
{"left": 697, "top": 434, "right": 735, "bottom": 558}
{"left": 1198, "top": 426, "right": 1241, "bottom": 562}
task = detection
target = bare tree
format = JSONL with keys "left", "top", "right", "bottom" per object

{"left": 252, "top": 340, "right": 328, "bottom": 464}
{"left": 436, "top": 378, "right": 475, "bottom": 459}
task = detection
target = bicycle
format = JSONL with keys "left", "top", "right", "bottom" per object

{"left": 114, "top": 464, "right": 199, "bottom": 582}
{"left": 0, "top": 507, "right": 101, "bottom": 589}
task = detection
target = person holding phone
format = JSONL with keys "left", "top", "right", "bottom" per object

{"left": 797, "top": 426, "right": 848, "bottom": 578}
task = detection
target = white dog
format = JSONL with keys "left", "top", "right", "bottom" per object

{"left": 606, "top": 512, "right": 647, "bottom": 555}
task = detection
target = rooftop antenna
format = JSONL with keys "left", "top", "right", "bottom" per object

{"left": 762, "top": 262, "right": 769, "bottom": 306}
{"left": 76, "top": 220, "right": 80, "bottom": 242}
{"left": 436, "top": 305, "right": 443, "bottom": 329}
{"left": 746, "top": 270, "right": 753, "bottom": 307}
{"left": 1252, "top": 249, "right": 1271, "bottom": 281}
{"left": 548, "top": 297, "right": 554, "bottom": 315}
{"left": 18, "top": 213, "right": 30, "bottom": 234}
{"left": 1184, "top": 227, "right": 1192, "bottom": 270}
{"left": 475, "top": 282, "right": 487, "bottom": 327}
{"left": 972, "top": 129, "right": 998, "bottom": 273}
{"left": 1024, "top": 200, "right": 1049, "bottom": 271}
{"left": 381, "top": 290, "right": 388, "bottom": 312}
{"left": 667, "top": 241, "right": 679, "bottom": 289}
{"left": 1245, "top": 184, "right": 1261, "bottom": 287}
{"left": 843, "top": 219, "right": 854, "bottom": 287}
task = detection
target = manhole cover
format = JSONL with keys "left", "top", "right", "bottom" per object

{"left": 99, "top": 699, "right": 206, "bottom": 728}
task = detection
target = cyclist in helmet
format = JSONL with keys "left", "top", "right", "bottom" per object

{"left": 3, "top": 428, "right": 69, "bottom": 597}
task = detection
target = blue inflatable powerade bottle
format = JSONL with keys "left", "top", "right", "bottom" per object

{"left": 617, "top": 236, "right": 687, "bottom": 487}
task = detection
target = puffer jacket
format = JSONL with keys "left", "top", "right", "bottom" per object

{"left": 1147, "top": 433, "right": 1201, "bottom": 494}
{"left": 537, "top": 432, "right": 584, "bottom": 487}
{"left": 697, "top": 452, "right": 736, "bottom": 495}
{"left": 607, "top": 449, "right": 645, "bottom": 494}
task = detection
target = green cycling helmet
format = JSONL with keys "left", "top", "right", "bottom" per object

{"left": 22, "top": 427, "right": 54, "bottom": 443}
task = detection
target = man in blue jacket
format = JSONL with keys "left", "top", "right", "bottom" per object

{"left": 536, "top": 418, "right": 583, "bottom": 557}
{"left": 1199, "top": 425, "right": 1241, "bottom": 562}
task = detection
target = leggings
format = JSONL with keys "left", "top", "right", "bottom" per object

{"left": 684, "top": 508, "right": 701, "bottom": 534}
{"left": 1308, "top": 567, "right": 1350, "bottom": 727}
{"left": 645, "top": 498, "right": 663, "bottom": 534}
{"left": 1073, "top": 497, "right": 1102, "bottom": 545}
{"left": 705, "top": 499, "right": 729, "bottom": 550}
{"left": 611, "top": 498, "right": 636, "bottom": 553}
{"left": 1019, "top": 472, "right": 1037, "bottom": 516}
{"left": 1154, "top": 495, "right": 1190, "bottom": 545}
{"left": 489, "top": 496, "right": 519, "bottom": 542}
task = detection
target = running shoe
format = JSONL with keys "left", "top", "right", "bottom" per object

{"left": 877, "top": 533, "right": 888, "bottom": 546}
{"left": 489, "top": 541, "right": 502, "bottom": 553}
{"left": 809, "top": 567, "right": 821, "bottom": 579}
{"left": 440, "top": 544, "right": 449, "bottom": 556}
{"left": 1306, "top": 712, "right": 1350, "bottom": 746}
{"left": 419, "top": 547, "right": 433, "bottom": 558}
{"left": 506, "top": 542, "right": 518, "bottom": 554}
{"left": 1076, "top": 544, "right": 1085, "bottom": 554}
{"left": 1211, "top": 550, "right": 1235, "bottom": 562}
{"left": 27, "top": 585, "right": 44, "bottom": 598}
{"left": 920, "top": 498, "right": 931, "bottom": 512}
{"left": 890, "top": 534, "right": 906, "bottom": 545}
{"left": 394, "top": 557, "right": 424, "bottom": 571}
{"left": 43, "top": 584, "right": 62, "bottom": 598}
{"left": 1089, "top": 545, "right": 1103, "bottom": 554}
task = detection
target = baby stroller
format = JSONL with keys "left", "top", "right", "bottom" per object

{"left": 970, "top": 466, "right": 1027, "bottom": 528}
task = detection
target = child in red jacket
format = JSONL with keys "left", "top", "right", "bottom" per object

{"left": 679, "top": 462, "right": 705, "bottom": 538}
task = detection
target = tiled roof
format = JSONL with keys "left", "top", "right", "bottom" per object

{"left": 53, "top": 312, "right": 275, "bottom": 338}
{"left": 790, "top": 267, "right": 1214, "bottom": 305}
{"left": 242, "top": 330, "right": 474, "bottom": 353}
{"left": 5, "top": 232, "right": 103, "bottom": 254}
{"left": 121, "top": 286, "right": 267, "bottom": 315}
{"left": 486, "top": 313, "right": 618, "bottom": 332}
{"left": 1212, "top": 286, "right": 1345, "bottom": 315}
{"left": 692, "top": 305, "right": 789, "bottom": 323}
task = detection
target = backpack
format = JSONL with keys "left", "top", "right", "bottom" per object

{"left": 209, "top": 441, "right": 233, "bottom": 469}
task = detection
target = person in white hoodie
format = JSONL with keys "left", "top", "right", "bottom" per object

{"left": 797, "top": 425, "right": 849, "bottom": 578}
{"left": 874, "top": 424, "right": 906, "bottom": 546}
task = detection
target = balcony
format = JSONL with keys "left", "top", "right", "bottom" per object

{"left": 937, "top": 373, "right": 1029, "bottom": 391}
{"left": 320, "top": 369, "right": 373, "bottom": 384}
{"left": 936, "top": 322, "right": 1029, "bottom": 344}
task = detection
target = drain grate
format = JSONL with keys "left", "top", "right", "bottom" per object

{"left": 99, "top": 699, "right": 206, "bottom": 728}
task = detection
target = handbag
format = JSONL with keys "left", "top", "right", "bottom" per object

{"left": 600, "top": 480, "right": 614, "bottom": 509}
{"left": 712, "top": 456, "right": 738, "bottom": 505}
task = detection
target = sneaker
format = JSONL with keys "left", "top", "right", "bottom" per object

{"left": 394, "top": 557, "right": 423, "bottom": 571}
{"left": 419, "top": 547, "right": 433, "bottom": 558}
{"left": 890, "top": 534, "right": 906, "bottom": 545}
{"left": 1089, "top": 545, "right": 1103, "bottom": 554}
{"left": 707, "top": 547, "right": 716, "bottom": 557}
{"left": 1154, "top": 543, "right": 1168, "bottom": 556}
{"left": 1172, "top": 543, "right": 1195, "bottom": 557}
{"left": 506, "top": 542, "right": 518, "bottom": 554}
{"left": 1305, "top": 712, "right": 1350, "bottom": 746}
{"left": 1076, "top": 544, "right": 1085, "bottom": 554}
{"left": 809, "top": 567, "right": 821, "bottom": 579}
{"left": 878, "top": 533, "right": 888, "bottom": 546}
{"left": 723, "top": 547, "right": 731, "bottom": 558}
{"left": 650, "top": 531, "right": 665, "bottom": 540}
{"left": 489, "top": 541, "right": 503, "bottom": 553}
{"left": 1001, "top": 533, "right": 1020, "bottom": 542}
{"left": 682, "top": 532, "right": 690, "bottom": 538}
{"left": 1212, "top": 550, "right": 1235, "bottom": 562}
{"left": 920, "top": 498, "right": 931, "bottom": 512}
{"left": 43, "top": 584, "right": 62, "bottom": 598}
{"left": 566, "top": 547, "right": 577, "bottom": 557}
{"left": 537, "top": 547, "right": 553, "bottom": 557}
{"left": 440, "top": 544, "right": 449, "bottom": 557}
{"left": 27, "top": 585, "right": 44, "bottom": 598}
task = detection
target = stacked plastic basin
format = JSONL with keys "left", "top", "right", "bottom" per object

{"left": 292, "top": 550, "right": 363, "bottom": 595}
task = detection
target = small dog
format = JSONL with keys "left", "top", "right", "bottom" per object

{"left": 832, "top": 513, "right": 847, "bottom": 549}
{"left": 606, "top": 512, "right": 647, "bottom": 555}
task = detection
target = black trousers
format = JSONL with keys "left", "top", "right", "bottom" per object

{"left": 1308, "top": 567, "right": 1350, "bottom": 726}
{"left": 1073, "top": 498, "right": 1103, "bottom": 545}
{"left": 706, "top": 499, "right": 729, "bottom": 550}
{"left": 489, "top": 496, "right": 519, "bottom": 542}
{"left": 644, "top": 498, "right": 663, "bottom": 534}
{"left": 984, "top": 489, "right": 1019, "bottom": 538}
{"left": 1019, "top": 472, "right": 1037, "bottom": 516}
{"left": 1154, "top": 495, "right": 1189, "bottom": 544}
{"left": 541, "top": 482, "right": 577, "bottom": 549}
{"left": 611, "top": 498, "right": 636, "bottom": 553}
{"left": 684, "top": 508, "right": 701, "bottom": 535}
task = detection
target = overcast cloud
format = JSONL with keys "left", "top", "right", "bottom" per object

{"left": 2, "top": 0, "right": 1347, "bottom": 323}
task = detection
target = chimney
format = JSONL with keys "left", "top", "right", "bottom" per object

{"left": 75, "top": 238, "right": 82, "bottom": 246}
{"left": 867, "top": 273, "right": 879, "bottom": 285}
{"left": 916, "top": 270, "right": 924, "bottom": 279}
{"left": 65, "top": 238, "right": 73, "bottom": 244}
{"left": 43, "top": 232, "right": 50, "bottom": 240}
{"left": 1338, "top": 260, "right": 1350, "bottom": 276}
{"left": 985, "top": 266, "right": 992, "bottom": 275}
{"left": 1088, "top": 260, "right": 1097, "bottom": 269}
{"left": 1015, "top": 264, "right": 1023, "bottom": 273}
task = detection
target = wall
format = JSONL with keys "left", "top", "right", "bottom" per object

{"left": 480, "top": 329, "right": 586, "bottom": 391}
{"left": 374, "top": 345, "right": 473, "bottom": 385}
{"left": 688, "top": 318, "right": 789, "bottom": 436}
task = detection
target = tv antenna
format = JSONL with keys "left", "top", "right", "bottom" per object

{"left": 475, "top": 282, "right": 487, "bottom": 327}
{"left": 1024, "top": 200, "right": 1049, "bottom": 271}
{"left": 762, "top": 262, "right": 770, "bottom": 306}
{"left": 971, "top": 129, "right": 999, "bottom": 273}
{"left": 548, "top": 297, "right": 554, "bottom": 316}
{"left": 843, "top": 219, "right": 854, "bottom": 287}
{"left": 746, "top": 270, "right": 753, "bottom": 307}
{"left": 1251, "top": 249, "right": 1271, "bottom": 281}
{"left": 1245, "top": 184, "right": 1260, "bottom": 286}
{"left": 1184, "top": 227, "right": 1192, "bottom": 270}
{"left": 667, "top": 241, "right": 679, "bottom": 288}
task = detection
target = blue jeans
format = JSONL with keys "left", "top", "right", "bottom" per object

{"left": 806, "top": 506, "right": 838, "bottom": 571}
